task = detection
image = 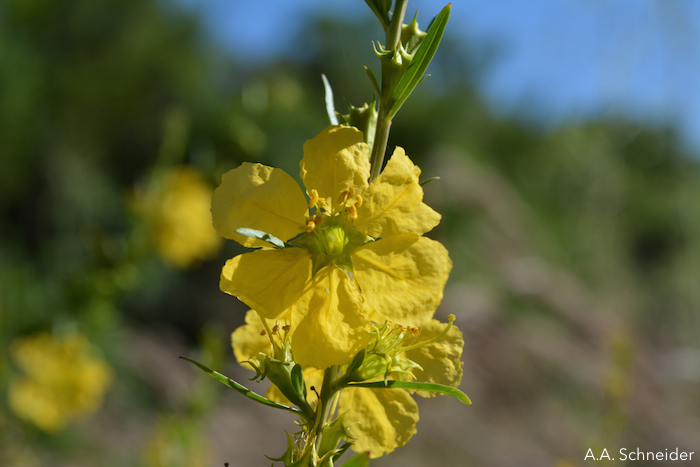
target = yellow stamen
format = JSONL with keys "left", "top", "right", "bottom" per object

{"left": 399, "top": 314, "right": 456, "bottom": 353}
{"left": 347, "top": 205, "right": 358, "bottom": 220}
{"left": 337, "top": 190, "right": 349, "bottom": 206}
{"left": 272, "top": 323, "right": 280, "bottom": 334}
{"left": 282, "top": 325, "right": 290, "bottom": 332}
{"left": 309, "top": 189, "right": 319, "bottom": 208}
{"left": 260, "top": 329, "right": 267, "bottom": 336}
{"left": 356, "top": 194, "right": 363, "bottom": 208}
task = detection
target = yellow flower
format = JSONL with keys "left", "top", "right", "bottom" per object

{"left": 8, "top": 332, "right": 113, "bottom": 432}
{"left": 134, "top": 165, "right": 222, "bottom": 269}
{"left": 141, "top": 416, "right": 212, "bottom": 467}
{"left": 231, "top": 310, "right": 464, "bottom": 458}
{"left": 214, "top": 125, "right": 452, "bottom": 369}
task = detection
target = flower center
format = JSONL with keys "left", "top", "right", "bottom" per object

{"left": 290, "top": 209, "right": 369, "bottom": 276}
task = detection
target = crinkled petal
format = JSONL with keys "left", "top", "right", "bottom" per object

{"left": 404, "top": 320, "right": 464, "bottom": 397}
{"left": 265, "top": 368, "right": 324, "bottom": 406}
{"left": 220, "top": 248, "right": 310, "bottom": 319}
{"left": 353, "top": 234, "right": 452, "bottom": 326}
{"left": 231, "top": 310, "right": 274, "bottom": 366}
{"left": 212, "top": 163, "right": 308, "bottom": 248}
{"left": 300, "top": 126, "right": 370, "bottom": 212}
{"left": 355, "top": 147, "right": 441, "bottom": 237}
{"left": 338, "top": 386, "right": 418, "bottom": 458}
{"left": 290, "top": 266, "right": 370, "bottom": 369}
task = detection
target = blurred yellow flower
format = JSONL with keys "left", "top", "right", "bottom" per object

{"left": 214, "top": 125, "right": 451, "bottom": 369}
{"left": 135, "top": 165, "right": 222, "bottom": 269}
{"left": 141, "top": 416, "right": 212, "bottom": 467}
{"left": 8, "top": 332, "right": 113, "bottom": 433}
{"left": 231, "top": 310, "right": 464, "bottom": 458}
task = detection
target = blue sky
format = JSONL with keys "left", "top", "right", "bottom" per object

{"left": 178, "top": 0, "right": 700, "bottom": 153}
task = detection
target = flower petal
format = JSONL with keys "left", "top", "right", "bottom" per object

{"left": 338, "top": 386, "right": 418, "bottom": 458}
{"left": 220, "top": 248, "right": 310, "bottom": 319}
{"left": 290, "top": 266, "right": 370, "bottom": 369}
{"left": 353, "top": 234, "right": 451, "bottom": 326}
{"left": 231, "top": 310, "right": 274, "bottom": 365}
{"left": 355, "top": 147, "right": 441, "bottom": 237}
{"left": 212, "top": 163, "right": 308, "bottom": 248}
{"left": 404, "top": 320, "right": 464, "bottom": 397}
{"left": 300, "top": 126, "right": 370, "bottom": 212}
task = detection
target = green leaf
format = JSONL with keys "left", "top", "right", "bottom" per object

{"left": 180, "top": 357, "right": 303, "bottom": 414}
{"left": 322, "top": 74, "right": 339, "bottom": 126}
{"left": 386, "top": 4, "right": 451, "bottom": 120}
{"left": 235, "top": 228, "right": 286, "bottom": 248}
{"left": 339, "top": 451, "right": 370, "bottom": 467}
{"left": 347, "top": 380, "right": 472, "bottom": 405}
{"left": 419, "top": 176, "right": 441, "bottom": 186}
{"left": 364, "top": 0, "right": 390, "bottom": 31}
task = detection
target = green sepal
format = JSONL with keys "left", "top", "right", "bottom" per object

{"left": 401, "top": 11, "right": 427, "bottom": 55}
{"left": 179, "top": 357, "right": 304, "bottom": 415}
{"left": 262, "top": 357, "right": 316, "bottom": 422}
{"left": 265, "top": 431, "right": 295, "bottom": 464}
{"left": 322, "top": 74, "right": 339, "bottom": 126}
{"left": 348, "top": 380, "right": 472, "bottom": 405}
{"left": 289, "top": 232, "right": 332, "bottom": 277}
{"left": 346, "top": 348, "right": 366, "bottom": 375}
{"left": 332, "top": 442, "right": 354, "bottom": 464}
{"left": 235, "top": 228, "right": 286, "bottom": 248}
{"left": 341, "top": 98, "right": 378, "bottom": 151}
{"left": 287, "top": 443, "right": 315, "bottom": 467}
{"left": 386, "top": 4, "right": 451, "bottom": 120}
{"left": 318, "top": 413, "right": 352, "bottom": 460}
{"left": 375, "top": 41, "right": 412, "bottom": 96}
{"left": 339, "top": 452, "right": 370, "bottom": 467}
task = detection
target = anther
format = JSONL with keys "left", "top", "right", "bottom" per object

{"left": 356, "top": 194, "right": 363, "bottom": 208}
{"left": 272, "top": 323, "right": 280, "bottom": 334}
{"left": 309, "top": 189, "right": 319, "bottom": 208}
{"left": 306, "top": 215, "right": 318, "bottom": 232}
{"left": 282, "top": 325, "right": 290, "bottom": 332}
{"left": 260, "top": 329, "right": 267, "bottom": 336}
{"left": 347, "top": 205, "right": 358, "bottom": 220}
{"left": 337, "top": 190, "right": 349, "bottom": 206}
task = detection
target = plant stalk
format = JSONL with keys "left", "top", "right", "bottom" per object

{"left": 369, "top": 0, "right": 408, "bottom": 180}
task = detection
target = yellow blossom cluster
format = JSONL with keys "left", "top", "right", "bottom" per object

{"left": 212, "top": 125, "right": 463, "bottom": 459}
{"left": 213, "top": 125, "right": 452, "bottom": 369}
{"left": 8, "top": 332, "right": 113, "bottom": 432}
{"left": 134, "top": 165, "right": 222, "bottom": 269}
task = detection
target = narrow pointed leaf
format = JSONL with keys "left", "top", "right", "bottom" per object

{"left": 347, "top": 379, "right": 472, "bottom": 405}
{"left": 340, "top": 451, "right": 370, "bottom": 467}
{"left": 364, "top": 66, "right": 381, "bottom": 97}
{"left": 180, "top": 357, "right": 303, "bottom": 414}
{"left": 387, "top": 4, "right": 451, "bottom": 120}
{"left": 235, "top": 228, "right": 286, "bottom": 248}
{"left": 322, "top": 74, "right": 339, "bottom": 125}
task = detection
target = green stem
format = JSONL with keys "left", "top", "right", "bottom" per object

{"left": 369, "top": 0, "right": 408, "bottom": 180}
{"left": 313, "top": 365, "right": 338, "bottom": 450}
{"left": 369, "top": 111, "right": 391, "bottom": 181}
{"left": 387, "top": 0, "right": 408, "bottom": 49}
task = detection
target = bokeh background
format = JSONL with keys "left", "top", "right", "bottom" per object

{"left": 2, "top": 0, "right": 699, "bottom": 466}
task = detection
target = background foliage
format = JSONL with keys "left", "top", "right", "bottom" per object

{"left": 1, "top": 1, "right": 698, "bottom": 466}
